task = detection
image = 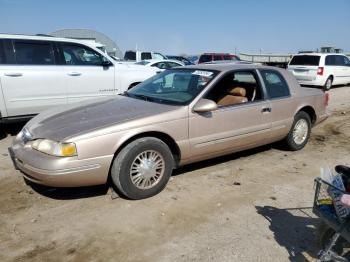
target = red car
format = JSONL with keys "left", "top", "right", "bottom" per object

{"left": 198, "top": 53, "right": 240, "bottom": 64}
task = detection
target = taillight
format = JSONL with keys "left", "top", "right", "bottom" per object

{"left": 317, "top": 67, "right": 324, "bottom": 76}
{"left": 324, "top": 92, "right": 329, "bottom": 107}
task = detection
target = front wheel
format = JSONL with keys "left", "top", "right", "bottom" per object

{"left": 111, "top": 137, "right": 174, "bottom": 200}
{"left": 284, "top": 111, "right": 311, "bottom": 151}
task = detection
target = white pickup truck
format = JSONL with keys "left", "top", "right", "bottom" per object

{"left": 0, "top": 34, "right": 159, "bottom": 123}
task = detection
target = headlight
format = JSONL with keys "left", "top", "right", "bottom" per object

{"left": 30, "top": 139, "right": 77, "bottom": 157}
{"left": 16, "top": 131, "right": 23, "bottom": 141}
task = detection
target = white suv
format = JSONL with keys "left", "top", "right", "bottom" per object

{"left": 0, "top": 34, "right": 159, "bottom": 123}
{"left": 287, "top": 53, "right": 350, "bottom": 90}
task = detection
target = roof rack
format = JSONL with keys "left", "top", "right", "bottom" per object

{"left": 35, "top": 34, "right": 53, "bottom": 37}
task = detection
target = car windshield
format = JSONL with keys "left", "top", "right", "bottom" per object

{"left": 135, "top": 61, "right": 150, "bottom": 65}
{"left": 126, "top": 69, "right": 218, "bottom": 105}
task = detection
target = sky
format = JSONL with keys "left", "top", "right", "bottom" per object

{"left": 0, "top": 0, "right": 349, "bottom": 55}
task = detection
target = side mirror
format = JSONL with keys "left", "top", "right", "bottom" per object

{"left": 101, "top": 59, "right": 112, "bottom": 67}
{"left": 193, "top": 99, "right": 217, "bottom": 113}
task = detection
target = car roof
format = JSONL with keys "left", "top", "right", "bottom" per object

{"left": 200, "top": 53, "right": 236, "bottom": 56}
{"left": 144, "top": 59, "right": 183, "bottom": 64}
{"left": 177, "top": 64, "right": 297, "bottom": 92}
{"left": 293, "top": 53, "right": 346, "bottom": 56}
{"left": 179, "top": 63, "right": 271, "bottom": 72}
{"left": 0, "top": 33, "right": 95, "bottom": 45}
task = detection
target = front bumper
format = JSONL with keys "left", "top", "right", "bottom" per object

{"left": 8, "top": 141, "right": 113, "bottom": 187}
{"left": 295, "top": 77, "right": 327, "bottom": 87}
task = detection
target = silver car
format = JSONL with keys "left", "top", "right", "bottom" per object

{"left": 9, "top": 64, "right": 328, "bottom": 199}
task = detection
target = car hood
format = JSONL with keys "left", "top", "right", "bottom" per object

{"left": 25, "top": 96, "right": 180, "bottom": 141}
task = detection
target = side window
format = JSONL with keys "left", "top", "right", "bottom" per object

{"left": 153, "top": 53, "right": 165, "bottom": 60}
{"left": 167, "top": 62, "right": 181, "bottom": 68}
{"left": 141, "top": 52, "right": 152, "bottom": 60}
{"left": 152, "top": 62, "right": 167, "bottom": 69}
{"left": 205, "top": 71, "right": 263, "bottom": 107}
{"left": 13, "top": 40, "right": 55, "bottom": 65}
{"left": 344, "top": 56, "right": 350, "bottom": 66}
{"left": 199, "top": 55, "right": 212, "bottom": 63}
{"left": 325, "top": 55, "right": 335, "bottom": 66}
{"left": 0, "top": 40, "right": 5, "bottom": 64}
{"left": 1, "top": 40, "right": 16, "bottom": 64}
{"left": 214, "top": 55, "right": 223, "bottom": 61}
{"left": 124, "top": 51, "right": 136, "bottom": 61}
{"left": 260, "top": 70, "right": 290, "bottom": 99}
{"left": 335, "top": 55, "right": 346, "bottom": 66}
{"left": 61, "top": 43, "right": 103, "bottom": 66}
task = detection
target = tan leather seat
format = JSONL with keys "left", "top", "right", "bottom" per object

{"left": 217, "top": 87, "right": 248, "bottom": 106}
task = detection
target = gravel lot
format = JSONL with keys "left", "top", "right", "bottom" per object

{"left": 1, "top": 86, "right": 350, "bottom": 262}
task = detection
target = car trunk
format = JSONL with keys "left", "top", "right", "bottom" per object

{"left": 288, "top": 55, "right": 321, "bottom": 81}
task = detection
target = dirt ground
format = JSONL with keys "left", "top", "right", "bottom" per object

{"left": 0, "top": 86, "right": 350, "bottom": 262}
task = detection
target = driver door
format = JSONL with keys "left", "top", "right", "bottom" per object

{"left": 188, "top": 70, "right": 272, "bottom": 160}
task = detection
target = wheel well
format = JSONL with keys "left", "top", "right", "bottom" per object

{"left": 113, "top": 132, "right": 181, "bottom": 167}
{"left": 298, "top": 106, "right": 316, "bottom": 125}
{"left": 128, "top": 82, "right": 141, "bottom": 90}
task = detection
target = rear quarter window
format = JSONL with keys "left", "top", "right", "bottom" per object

{"left": 260, "top": 70, "right": 290, "bottom": 99}
{"left": 289, "top": 55, "right": 320, "bottom": 66}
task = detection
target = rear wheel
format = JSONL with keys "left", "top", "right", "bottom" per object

{"left": 111, "top": 137, "right": 174, "bottom": 200}
{"left": 284, "top": 111, "right": 311, "bottom": 151}
{"left": 324, "top": 77, "right": 333, "bottom": 91}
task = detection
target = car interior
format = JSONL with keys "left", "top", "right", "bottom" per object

{"left": 205, "top": 71, "right": 262, "bottom": 107}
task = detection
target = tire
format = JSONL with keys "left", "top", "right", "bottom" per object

{"left": 317, "top": 222, "right": 348, "bottom": 256}
{"left": 284, "top": 111, "right": 311, "bottom": 151}
{"left": 324, "top": 76, "right": 333, "bottom": 91}
{"left": 111, "top": 137, "right": 174, "bottom": 200}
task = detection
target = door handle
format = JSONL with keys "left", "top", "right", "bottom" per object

{"left": 4, "top": 72, "right": 23, "bottom": 77}
{"left": 68, "top": 72, "right": 81, "bottom": 76}
{"left": 156, "top": 71, "right": 162, "bottom": 74}
{"left": 261, "top": 107, "right": 272, "bottom": 113}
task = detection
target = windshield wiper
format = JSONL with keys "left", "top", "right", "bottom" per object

{"left": 129, "top": 93, "right": 154, "bottom": 102}
{"left": 121, "top": 91, "right": 129, "bottom": 97}
{"left": 127, "top": 93, "right": 178, "bottom": 105}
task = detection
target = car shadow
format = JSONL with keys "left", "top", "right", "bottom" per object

{"left": 256, "top": 205, "right": 320, "bottom": 261}
{"left": 173, "top": 143, "right": 277, "bottom": 176}
{"left": 25, "top": 144, "right": 278, "bottom": 200}
{"left": 25, "top": 179, "right": 110, "bottom": 200}
{"left": 0, "top": 121, "right": 27, "bottom": 140}
{"left": 301, "top": 84, "right": 349, "bottom": 92}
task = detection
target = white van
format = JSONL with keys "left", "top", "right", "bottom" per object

{"left": 287, "top": 53, "right": 350, "bottom": 90}
{"left": 0, "top": 34, "right": 159, "bottom": 123}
